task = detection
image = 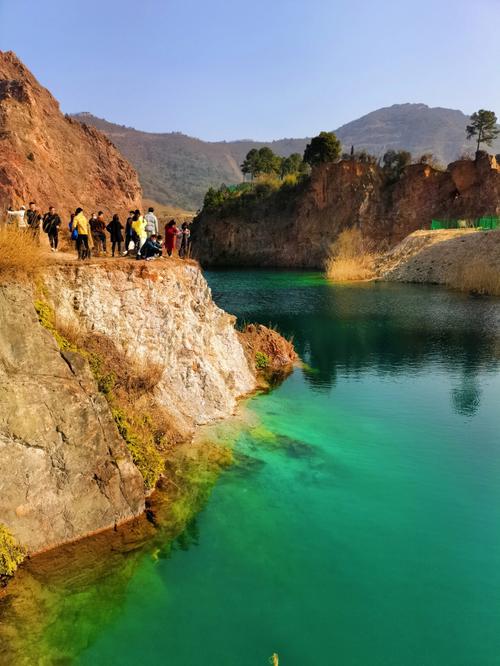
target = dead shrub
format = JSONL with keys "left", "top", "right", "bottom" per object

{"left": 0, "top": 225, "right": 46, "bottom": 282}
{"left": 325, "top": 228, "right": 376, "bottom": 281}
{"left": 120, "top": 362, "right": 165, "bottom": 396}
{"left": 66, "top": 331, "right": 165, "bottom": 399}
{"left": 448, "top": 259, "right": 500, "bottom": 296}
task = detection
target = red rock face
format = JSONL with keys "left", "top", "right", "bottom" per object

{"left": 192, "top": 154, "right": 500, "bottom": 269}
{"left": 0, "top": 51, "right": 142, "bottom": 220}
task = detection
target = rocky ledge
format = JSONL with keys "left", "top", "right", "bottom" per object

{"left": 0, "top": 260, "right": 296, "bottom": 566}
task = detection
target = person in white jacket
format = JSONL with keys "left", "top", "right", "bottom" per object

{"left": 144, "top": 207, "right": 158, "bottom": 238}
{"left": 6, "top": 205, "right": 26, "bottom": 228}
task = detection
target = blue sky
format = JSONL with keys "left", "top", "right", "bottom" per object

{"left": 1, "top": 0, "right": 499, "bottom": 141}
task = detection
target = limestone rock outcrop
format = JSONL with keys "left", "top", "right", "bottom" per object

{"left": 0, "top": 286, "right": 145, "bottom": 554}
{"left": 0, "top": 261, "right": 259, "bottom": 556}
{"left": 43, "top": 262, "right": 255, "bottom": 433}
{"left": 0, "top": 51, "right": 142, "bottom": 219}
{"left": 376, "top": 228, "right": 500, "bottom": 288}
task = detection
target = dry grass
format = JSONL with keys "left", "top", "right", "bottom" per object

{"left": 448, "top": 258, "right": 500, "bottom": 296}
{"left": 0, "top": 226, "right": 46, "bottom": 282}
{"left": 59, "top": 328, "right": 166, "bottom": 401}
{"left": 325, "top": 228, "right": 376, "bottom": 281}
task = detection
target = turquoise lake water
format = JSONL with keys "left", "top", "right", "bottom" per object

{"left": 2, "top": 272, "right": 500, "bottom": 665}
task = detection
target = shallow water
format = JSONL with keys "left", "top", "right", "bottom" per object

{"left": 2, "top": 273, "right": 500, "bottom": 665}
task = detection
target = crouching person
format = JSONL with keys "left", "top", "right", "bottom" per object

{"left": 140, "top": 234, "right": 163, "bottom": 260}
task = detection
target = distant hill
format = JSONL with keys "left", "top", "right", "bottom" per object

{"left": 72, "top": 104, "right": 500, "bottom": 209}
{"left": 335, "top": 103, "right": 500, "bottom": 165}
{"left": 71, "top": 113, "right": 307, "bottom": 210}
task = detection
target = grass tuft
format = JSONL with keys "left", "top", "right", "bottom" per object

{"left": 325, "top": 228, "right": 376, "bottom": 281}
{"left": 0, "top": 226, "right": 45, "bottom": 282}
{"left": 111, "top": 407, "right": 164, "bottom": 490}
{"left": 34, "top": 299, "right": 79, "bottom": 352}
{"left": 447, "top": 258, "right": 500, "bottom": 296}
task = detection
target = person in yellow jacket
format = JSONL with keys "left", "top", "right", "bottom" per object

{"left": 131, "top": 209, "right": 147, "bottom": 257}
{"left": 73, "top": 207, "right": 93, "bottom": 260}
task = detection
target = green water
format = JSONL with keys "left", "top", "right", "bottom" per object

{"left": 2, "top": 272, "right": 500, "bottom": 665}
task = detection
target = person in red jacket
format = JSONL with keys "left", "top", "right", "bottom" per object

{"left": 164, "top": 219, "right": 179, "bottom": 257}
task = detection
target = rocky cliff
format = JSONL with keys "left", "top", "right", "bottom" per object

{"left": 0, "top": 261, "right": 274, "bottom": 559}
{"left": 0, "top": 285, "right": 145, "bottom": 554}
{"left": 0, "top": 51, "right": 142, "bottom": 218}
{"left": 192, "top": 154, "right": 500, "bottom": 269}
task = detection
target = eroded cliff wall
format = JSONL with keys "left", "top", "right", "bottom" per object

{"left": 192, "top": 154, "right": 500, "bottom": 269}
{"left": 43, "top": 262, "right": 256, "bottom": 432}
{"left": 0, "top": 51, "right": 142, "bottom": 217}
{"left": 0, "top": 261, "right": 256, "bottom": 556}
{"left": 0, "top": 286, "right": 145, "bottom": 554}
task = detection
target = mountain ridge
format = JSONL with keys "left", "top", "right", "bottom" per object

{"left": 71, "top": 103, "right": 500, "bottom": 209}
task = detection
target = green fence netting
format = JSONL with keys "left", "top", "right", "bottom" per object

{"left": 431, "top": 217, "right": 499, "bottom": 230}
{"left": 477, "top": 216, "right": 499, "bottom": 229}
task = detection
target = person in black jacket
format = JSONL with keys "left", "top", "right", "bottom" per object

{"left": 123, "top": 210, "right": 135, "bottom": 256}
{"left": 26, "top": 201, "right": 41, "bottom": 243}
{"left": 106, "top": 213, "right": 124, "bottom": 257}
{"left": 42, "top": 206, "right": 61, "bottom": 251}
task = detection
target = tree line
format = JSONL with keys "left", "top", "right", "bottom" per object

{"left": 239, "top": 107, "right": 500, "bottom": 180}
{"left": 240, "top": 131, "right": 344, "bottom": 180}
{"left": 202, "top": 108, "right": 500, "bottom": 212}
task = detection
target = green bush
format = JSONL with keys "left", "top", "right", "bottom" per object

{"left": 88, "top": 353, "right": 116, "bottom": 397}
{"left": 0, "top": 524, "right": 25, "bottom": 578}
{"left": 255, "top": 351, "right": 270, "bottom": 370}
{"left": 34, "top": 299, "right": 78, "bottom": 352}
{"left": 112, "top": 408, "right": 164, "bottom": 490}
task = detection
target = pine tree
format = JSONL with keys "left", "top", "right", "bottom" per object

{"left": 466, "top": 109, "right": 500, "bottom": 153}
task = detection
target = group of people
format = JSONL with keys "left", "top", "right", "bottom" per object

{"left": 6, "top": 202, "right": 62, "bottom": 250}
{"left": 5, "top": 203, "right": 192, "bottom": 261}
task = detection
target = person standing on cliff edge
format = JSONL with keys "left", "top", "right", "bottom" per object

{"left": 123, "top": 210, "right": 135, "bottom": 255}
{"left": 132, "top": 209, "right": 147, "bottom": 257}
{"left": 42, "top": 206, "right": 61, "bottom": 251}
{"left": 164, "top": 219, "right": 179, "bottom": 257}
{"left": 73, "top": 207, "right": 90, "bottom": 260}
{"left": 26, "top": 201, "right": 41, "bottom": 243}
{"left": 179, "top": 221, "right": 191, "bottom": 258}
{"left": 144, "top": 206, "right": 158, "bottom": 238}
{"left": 106, "top": 213, "right": 124, "bottom": 257}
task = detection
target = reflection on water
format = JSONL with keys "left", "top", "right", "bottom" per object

{"left": 1, "top": 273, "right": 499, "bottom": 665}
{"left": 210, "top": 273, "right": 500, "bottom": 413}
